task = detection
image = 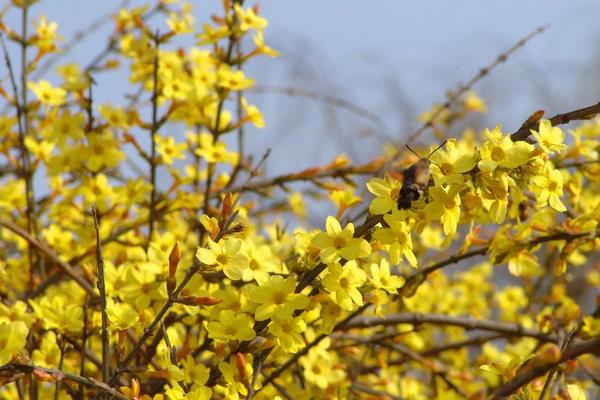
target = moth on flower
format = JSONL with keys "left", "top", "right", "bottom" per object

{"left": 397, "top": 141, "right": 446, "bottom": 209}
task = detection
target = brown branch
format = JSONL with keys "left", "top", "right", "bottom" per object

{"left": 403, "top": 230, "right": 593, "bottom": 294}
{"left": 490, "top": 338, "right": 600, "bottom": 398}
{"left": 345, "top": 312, "right": 554, "bottom": 341}
{"left": 0, "top": 216, "right": 96, "bottom": 297}
{"left": 92, "top": 207, "right": 110, "bottom": 383}
{"left": 217, "top": 159, "right": 382, "bottom": 197}
{"left": 0, "top": 31, "right": 37, "bottom": 290}
{"left": 405, "top": 24, "right": 548, "bottom": 145}
{"left": 378, "top": 341, "right": 468, "bottom": 398}
{"left": 420, "top": 333, "right": 503, "bottom": 357}
{"left": 147, "top": 32, "right": 160, "bottom": 247}
{"left": 510, "top": 101, "right": 600, "bottom": 142}
{"left": 351, "top": 382, "right": 402, "bottom": 400}
{"left": 250, "top": 85, "right": 388, "bottom": 131}
{"left": 2, "top": 363, "right": 127, "bottom": 400}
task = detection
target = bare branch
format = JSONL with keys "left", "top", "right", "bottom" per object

{"left": 490, "top": 338, "right": 600, "bottom": 398}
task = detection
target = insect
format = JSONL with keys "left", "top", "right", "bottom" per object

{"left": 397, "top": 141, "right": 446, "bottom": 209}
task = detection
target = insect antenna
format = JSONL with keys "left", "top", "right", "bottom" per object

{"left": 405, "top": 144, "right": 422, "bottom": 159}
{"left": 427, "top": 140, "right": 447, "bottom": 159}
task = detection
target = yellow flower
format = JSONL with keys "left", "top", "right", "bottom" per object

{"left": 47, "top": 109, "right": 85, "bottom": 146}
{"left": 234, "top": 4, "right": 268, "bottom": 32}
{"left": 32, "top": 331, "right": 60, "bottom": 368}
{"left": 463, "top": 91, "right": 487, "bottom": 113}
{"left": 424, "top": 185, "right": 462, "bottom": 236}
{"left": 311, "top": 216, "right": 371, "bottom": 263}
{"left": 0, "top": 320, "right": 28, "bottom": 365}
{"left": 196, "top": 238, "right": 248, "bottom": 280}
{"left": 531, "top": 165, "right": 567, "bottom": 212}
{"left": 195, "top": 133, "right": 238, "bottom": 164}
{"left": 155, "top": 135, "right": 186, "bottom": 165}
{"left": 217, "top": 354, "right": 253, "bottom": 398}
{"left": 241, "top": 98, "right": 265, "bottom": 128}
{"left": 582, "top": 316, "right": 600, "bottom": 337}
{"left": 120, "top": 266, "right": 165, "bottom": 310}
{"left": 28, "top": 80, "right": 66, "bottom": 106}
{"left": 206, "top": 309, "right": 255, "bottom": 341}
{"left": 373, "top": 210, "right": 418, "bottom": 267}
{"left": 196, "top": 23, "right": 229, "bottom": 46}
{"left": 79, "top": 173, "right": 116, "bottom": 211}
{"left": 299, "top": 339, "right": 345, "bottom": 389}
{"left": 29, "top": 296, "right": 83, "bottom": 334}
{"left": 252, "top": 31, "right": 279, "bottom": 58}
{"left": 216, "top": 65, "right": 255, "bottom": 91}
{"left": 429, "top": 138, "right": 477, "bottom": 186}
{"left": 369, "top": 259, "right": 405, "bottom": 294}
{"left": 366, "top": 177, "right": 401, "bottom": 215}
{"left": 269, "top": 308, "right": 307, "bottom": 353}
{"left": 249, "top": 275, "right": 309, "bottom": 321}
{"left": 24, "top": 137, "right": 54, "bottom": 162}
{"left": 478, "top": 126, "right": 533, "bottom": 172}
{"left": 57, "top": 63, "right": 88, "bottom": 92}
{"left": 106, "top": 298, "right": 139, "bottom": 330}
{"left": 99, "top": 102, "right": 131, "bottom": 129}
{"left": 479, "top": 171, "right": 513, "bottom": 223}
{"left": 532, "top": 119, "right": 566, "bottom": 154}
{"left": 321, "top": 261, "right": 366, "bottom": 310}
{"left": 240, "top": 240, "right": 280, "bottom": 284}
{"left": 288, "top": 192, "right": 306, "bottom": 220}
{"left": 166, "top": 5, "right": 194, "bottom": 35}
{"left": 41, "top": 225, "right": 74, "bottom": 260}
{"left": 33, "top": 14, "right": 61, "bottom": 53}
{"left": 84, "top": 130, "right": 125, "bottom": 172}
{"left": 330, "top": 189, "right": 361, "bottom": 218}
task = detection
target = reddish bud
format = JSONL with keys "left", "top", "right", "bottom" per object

{"left": 221, "top": 192, "right": 234, "bottom": 221}
{"left": 177, "top": 296, "right": 222, "bottom": 306}
{"left": 235, "top": 353, "right": 247, "bottom": 380}
{"left": 169, "top": 242, "right": 181, "bottom": 277}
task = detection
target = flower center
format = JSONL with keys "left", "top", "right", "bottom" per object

{"left": 333, "top": 237, "right": 346, "bottom": 250}
{"left": 491, "top": 146, "right": 505, "bottom": 162}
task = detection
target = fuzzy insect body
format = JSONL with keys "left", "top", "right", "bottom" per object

{"left": 397, "top": 142, "right": 446, "bottom": 210}
{"left": 397, "top": 159, "right": 431, "bottom": 209}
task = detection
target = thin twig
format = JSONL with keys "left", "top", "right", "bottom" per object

{"left": 490, "top": 338, "right": 600, "bottom": 398}
{"left": 0, "top": 216, "right": 96, "bottom": 297}
{"left": 78, "top": 301, "right": 89, "bottom": 398}
{"left": 256, "top": 303, "right": 370, "bottom": 392}
{"left": 92, "top": 207, "right": 110, "bottom": 383}
{"left": 33, "top": 0, "right": 131, "bottom": 79}
{"left": 402, "top": 230, "right": 593, "bottom": 293}
{"left": 246, "top": 350, "right": 266, "bottom": 400}
{"left": 510, "top": 101, "right": 600, "bottom": 142}
{"left": 251, "top": 85, "right": 388, "bottom": 131}
{"left": 0, "top": 32, "right": 37, "bottom": 290}
{"left": 2, "top": 363, "right": 128, "bottom": 400}
{"left": 148, "top": 31, "right": 160, "bottom": 247}
{"left": 378, "top": 340, "right": 468, "bottom": 398}
{"left": 345, "top": 312, "right": 553, "bottom": 340}
{"left": 405, "top": 24, "right": 548, "bottom": 145}
{"left": 54, "top": 336, "right": 66, "bottom": 400}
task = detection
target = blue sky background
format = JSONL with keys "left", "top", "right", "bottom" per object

{"left": 3, "top": 0, "right": 600, "bottom": 218}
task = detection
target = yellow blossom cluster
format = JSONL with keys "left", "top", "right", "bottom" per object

{"left": 0, "top": 0, "right": 599, "bottom": 399}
